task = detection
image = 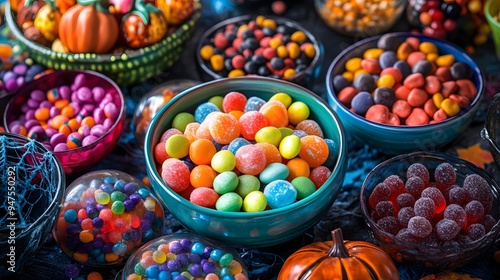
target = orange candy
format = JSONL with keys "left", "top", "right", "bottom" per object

{"left": 81, "top": 116, "right": 95, "bottom": 127}
{"left": 189, "top": 138, "right": 217, "bottom": 165}
{"left": 190, "top": 165, "right": 217, "bottom": 188}
{"left": 34, "top": 107, "right": 50, "bottom": 122}
{"left": 295, "top": 119, "right": 324, "bottom": 138}
{"left": 61, "top": 105, "right": 76, "bottom": 118}
{"left": 255, "top": 142, "right": 282, "bottom": 166}
{"left": 286, "top": 158, "right": 310, "bottom": 181}
{"left": 259, "top": 100, "right": 289, "bottom": 128}
{"left": 50, "top": 115, "right": 69, "bottom": 129}
{"left": 298, "top": 135, "right": 329, "bottom": 168}
{"left": 87, "top": 272, "right": 103, "bottom": 280}
{"left": 183, "top": 122, "right": 200, "bottom": 143}
{"left": 209, "top": 113, "right": 240, "bottom": 144}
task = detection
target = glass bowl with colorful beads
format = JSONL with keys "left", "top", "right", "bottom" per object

{"left": 52, "top": 169, "right": 165, "bottom": 266}
{"left": 122, "top": 232, "right": 248, "bottom": 280}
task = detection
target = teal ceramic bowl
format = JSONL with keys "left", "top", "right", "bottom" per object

{"left": 5, "top": 1, "right": 201, "bottom": 86}
{"left": 325, "top": 32, "right": 485, "bottom": 155}
{"left": 144, "top": 77, "right": 348, "bottom": 248}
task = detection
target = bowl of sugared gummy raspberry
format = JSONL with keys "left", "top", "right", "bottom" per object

{"left": 360, "top": 151, "right": 500, "bottom": 269}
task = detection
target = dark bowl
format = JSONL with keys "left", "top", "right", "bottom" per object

{"left": 4, "top": 1, "right": 202, "bottom": 86}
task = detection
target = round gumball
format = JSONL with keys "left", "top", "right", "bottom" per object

{"left": 53, "top": 170, "right": 164, "bottom": 266}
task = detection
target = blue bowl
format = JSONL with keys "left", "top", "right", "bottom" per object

{"left": 325, "top": 32, "right": 485, "bottom": 155}
{"left": 144, "top": 77, "right": 348, "bottom": 248}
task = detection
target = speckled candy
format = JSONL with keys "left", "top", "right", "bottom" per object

{"left": 263, "top": 180, "right": 297, "bottom": 209}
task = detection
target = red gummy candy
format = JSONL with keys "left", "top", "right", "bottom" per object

{"left": 397, "top": 193, "right": 415, "bottom": 208}
{"left": 375, "top": 201, "right": 396, "bottom": 218}
{"left": 383, "top": 174, "right": 405, "bottom": 202}
{"left": 397, "top": 206, "right": 415, "bottom": 227}
{"left": 369, "top": 182, "right": 391, "bottom": 210}
{"left": 463, "top": 174, "right": 493, "bottom": 213}
{"left": 406, "top": 163, "right": 430, "bottom": 185}
{"left": 448, "top": 185, "right": 467, "bottom": 206}
{"left": 414, "top": 197, "right": 436, "bottom": 220}
{"left": 435, "top": 218, "right": 460, "bottom": 241}
{"left": 421, "top": 187, "right": 446, "bottom": 214}
{"left": 161, "top": 159, "right": 191, "bottom": 192}
{"left": 466, "top": 223, "right": 486, "bottom": 241}
{"left": 190, "top": 187, "right": 219, "bottom": 208}
{"left": 396, "top": 228, "right": 419, "bottom": 243}
{"left": 434, "top": 162, "right": 456, "bottom": 190}
{"left": 408, "top": 216, "right": 433, "bottom": 238}
{"left": 405, "top": 176, "right": 425, "bottom": 198}
{"left": 443, "top": 204, "right": 467, "bottom": 230}
{"left": 376, "top": 216, "right": 400, "bottom": 235}
{"left": 464, "top": 200, "right": 485, "bottom": 223}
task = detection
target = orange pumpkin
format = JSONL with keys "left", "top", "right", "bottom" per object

{"left": 122, "top": 0, "right": 168, "bottom": 49}
{"left": 58, "top": 0, "right": 118, "bottom": 54}
{"left": 55, "top": 0, "right": 76, "bottom": 14}
{"left": 278, "top": 229, "right": 400, "bottom": 280}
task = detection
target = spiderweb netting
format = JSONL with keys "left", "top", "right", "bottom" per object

{"left": 0, "top": 133, "right": 62, "bottom": 233}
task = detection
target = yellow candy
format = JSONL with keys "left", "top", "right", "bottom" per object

{"left": 262, "top": 18, "right": 277, "bottom": 29}
{"left": 354, "top": 68, "right": 370, "bottom": 78}
{"left": 276, "top": 45, "right": 288, "bottom": 58}
{"left": 342, "top": 71, "right": 354, "bottom": 82}
{"left": 435, "top": 54, "right": 455, "bottom": 67}
{"left": 228, "top": 69, "right": 245, "bottom": 77}
{"left": 278, "top": 127, "right": 294, "bottom": 138}
{"left": 279, "top": 135, "right": 302, "bottom": 159}
{"left": 287, "top": 101, "right": 310, "bottom": 125}
{"left": 165, "top": 134, "right": 190, "bottom": 158}
{"left": 287, "top": 42, "right": 301, "bottom": 59}
{"left": 419, "top": 42, "right": 438, "bottom": 54}
{"left": 79, "top": 230, "right": 94, "bottom": 243}
{"left": 290, "top": 30, "right": 307, "bottom": 43}
{"left": 152, "top": 250, "right": 167, "bottom": 264}
{"left": 210, "top": 54, "right": 224, "bottom": 71}
{"left": 270, "top": 92, "right": 292, "bottom": 108}
{"left": 200, "top": 45, "right": 214, "bottom": 61}
{"left": 208, "top": 96, "right": 224, "bottom": 111}
{"left": 345, "top": 57, "right": 362, "bottom": 72}
{"left": 377, "top": 75, "right": 395, "bottom": 88}
{"left": 441, "top": 98, "right": 460, "bottom": 116}
{"left": 269, "top": 37, "right": 283, "bottom": 49}
{"left": 211, "top": 150, "right": 236, "bottom": 173}
{"left": 283, "top": 68, "right": 297, "bottom": 79}
{"left": 302, "top": 43, "right": 316, "bottom": 58}
{"left": 432, "top": 93, "right": 444, "bottom": 109}
{"left": 426, "top": 53, "right": 438, "bottom": 63}
{"left": 255, "top": 126, "right": 282, "bottom": 147}
{"left": 363, "top": 48, "right": 384, "bottom": 59}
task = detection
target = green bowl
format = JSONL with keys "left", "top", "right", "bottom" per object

{"left": 144, "top": 77, "right": 348, "bottom": 248}
{"left": 4, "top": 1, "right": 202, "bottom": 86}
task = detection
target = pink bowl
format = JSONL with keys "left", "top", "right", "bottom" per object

{"left": 3, "top": 70, "right": 126, "bottom": 174}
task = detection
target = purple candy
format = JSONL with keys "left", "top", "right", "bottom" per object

{"left": 93, "top": 108, "right": 105, "bottom": 124}
{"left": 99, "top": 93, "right": 113, "bottom": 107}
{"left": 92, "top": 218, "right": 104, "bottom": 229}
{"left": 104, "top": 103, "right": 118, "bottom": 120}
{"left": 30, "top": 89, "right": 46, "bottom": 101}
{"left": 102, "top": 243, "right": 113, "bottom": 254}
{"left": 27, "top": 98, "right": 40, "bottom": 109}
{"left": 82, "top": 103, "right": 96, "bottom": 112}
{"left": 123, "top": 200, "right": 135, "bottom": 212}
{"left": 2, "top": 71, "right": 16, "bottom": 83}
{"left": 103, "top": 118, "right": 114, "bottom": 130}
{"left": 69, "top": 102, "right": 80, "bottom": 113}
{"left": 39, "top": 100, "right": 52, "bottom": 108}
{"left": 42, "top": 141, "right": 52, "bottom": 151}
{"left": 90, "top": 124, "right": 107, "bottom": 138}
{"left": 82, "top": 135, "right": 98, "bottom": 146}
{"left": 140, "top": 219, "right": 151, "bottom": 231}
{"left": 50, "top": 133, "right": 67, "bottom": 147}
{"left": 64, "top": 264, "right": 80, "bottom": 278}
{"left": 54, "top": 142, "right": 70, "bottom": 152}
{"left": 28, "top": 125, "right": 45, "bottom": 139}
{"left": 77, "top": 87, "right": 92, "bottom": 102}
{"left": 202, "top": 261, "right": 216, "bottom": 274}
{"left": 86, "top": 197, "right": 96, "bottom": 206}
{"left": 5, "top": 79, "right": 18, "bottom": 92}
{"left": 50, "top": 106, "right": 60, "bottom": 118}
{"left": 59, "top": 85, "right": 71, "bottom": 100}
{"left": 96, "top": 204, "right": 105, "bottom": 211}
{"left": 78, "top": 125, "right": 91, "bottom": 137}
{"left": 45, "top": 127, "right": 58, "bottom": 138}
{"left": 129, "top": 193, "right": 142, "bottom": 203}
{"left": 159, "top": 263, "right": 169, "bottom": 271}
{"left": 16, "top": 76, "right": 25, "bottom": 87}
{"left": 25, "top": 110, "right": 36, "bottom": 120}
{"left": 93, "top": 237, "right": 104, "bottom": 248}
{"left": 24, "top": 119, "right": 39, "bottom": 130}
{"left": 86, "top": 207, "right": 99, "bottom": 218}
{"left": 72, "top": 73, "right": 87, "bottom": 91}
{"left": 21, "top": 104, "right": 30, "bottom": 113}
{"left": 92, "top": 87, "right": 105, "bottom": 103}
{"left": 129, "top": 228, "right": 141, "bottom": 241}
{"left": 13, "top": 63, "right": 28, "bottom": 75}
{"left": 9, "top": 124, "right": 25, "bottom": 135}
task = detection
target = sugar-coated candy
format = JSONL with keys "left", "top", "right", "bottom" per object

{"left": 443, "top": 204, "right": 467, "bottom": 230}
{"left": 213, "top": 171, "right": 239, "bottom": 194}
{"left": 377, "top": 216, "right": 400, "bottom": 235}
{"left": 211, "top": 150, "right": 236, "bottom": 173}
{"left": 295, "top": 119, "right": 324, "bottom": 138}
{"left": 209, "top": 113, "right": 240, "bottom": 144}
{"left": 408, "top": 216, "right": 433, "bottom": 238}
{"left": 298, "top": 135, "right": 328, "bottom": 168}
{"left": 238, "top": 111, "right": 268, "bottom": 140}
{"left": 421, "top": 187, "right": 446, "bottom": 214}
{"left": 255, "top": 126, "right": 282, "bottom": 147}
{"left": 222, "top": 91, "right": 247, "bottom": 113}
{"left": 463, "top": 174, "right": 493, "bottom": 213}
{"left": 190, "top": 187, "right": 219, "bottom": 208}
{"left": 235, "top": 145, "right": 266, "bottom": 175}
{"left": 194, "top": 102, "right": 220, "bottom": 123}
{"left": 397, "top": 207, "right": 415, "bottom": 227}
{"left": 234, "top": 175, "right": 260, "bottom": 198}
{"left": 161, "top": 159, "right": 191, "bottom": 192}
{"left": 434, "top": 162, "right": 456, "bottom": 190}
{"left": 405, "top": 176, "right": 425, "bottom": 198}
{"left": 263, "top": 180, "right": 297, "bottom": 209}
{"left": 244, "top": 96, "right": 266, "bottom": 112}
{"left": 435, "top": 218, "right": 461, "bottom": 241}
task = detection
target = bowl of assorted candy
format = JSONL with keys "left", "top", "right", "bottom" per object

{"left": 133, "top": 79, "right": 200, "bottom": 150}
{"left": 314, "top": 0, "right": 406, "bottom": 37}
{"left": 3, "top": 70, "right": 126, "bottom": 174}
{"left": 52, "top": 169, "right": 165, "bottom": 266}
{"left": 360, "top": 151, "right": 500, "bottom": 269}
{"left": 482, "top": 93, "right": 500, "bottom": 170}
{"left": 122, "top": 232, "right": 248, "bottom": 279}
{"left": 196, "top": 15, "right": 322, "bottom": 86}
{"left": 5, "top": 0, "right": 201, "bottom": 86}
{"left": 0, "top": 132, "right": 65, "bottom": 272}
{"left": 325, "top": 32, "right": 484, "bottom": 155}
{"left": 144, "top": 76, "right": 348, "bottom": 248}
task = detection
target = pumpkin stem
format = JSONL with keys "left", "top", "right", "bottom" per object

{"left": 327, "top": 228, "right": 350, "bottom": 258}
{"left": 77, "top": 0, "right": 109, "bottom": 13}
{"left": 127, "top": 0, "right": 161, "bottom": 25}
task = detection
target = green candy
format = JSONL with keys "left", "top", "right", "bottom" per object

{"left": 235, "top": 175, "right": 260, "bottom": 198}
{"left": 213, "top": 171, "right": 239, "bottom": 194}
{"left": 291, "top": 176, "right": 316, "bottom": 200}
{"left": 215, "top": 192, "right": 243, "bottom": 212}
{"left": 172, "top": 112, "right": 196, "bottom": 132}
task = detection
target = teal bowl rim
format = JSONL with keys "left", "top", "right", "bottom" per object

{"left": 359, "top": 151, "right": 500, "bottom": 258}
{"left": 3, "top": 70, "right": 126, "bottom": 157}
{"left": 5, "top": 0, "right": 202, "bottom": 62}
{"left": 144, "top": 76, "right": 348, "bottom": 218}
{"left": 196, "top": 15, "right": 323, "bottom": 82}
{"left": 0, "top": 132, "right": 65, "bottom": 236}
{"left": 325, "top": 32, "right": 485, "bottom": 132}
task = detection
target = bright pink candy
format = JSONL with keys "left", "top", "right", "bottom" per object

{"left": 190, "top": 187, "right": 219, "bottom": 208}
{"left": 235, "top": 145, "right": 266, "bottom": 175}
{"left": 161, "top": 159, "right": 190, "bottom": 192}
{"left": 238, "top": 111, "right": 268, "bottom": 140}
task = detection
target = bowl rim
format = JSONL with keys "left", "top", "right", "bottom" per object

{"left": 144, "top": 76, "right": 348, "bottom": 218}
{"left": 3, "top": 70, "right": 126, "bottom": 156}
{"left": 5, "top": 0, "right": 202, "bottom": 61}
{"left": 360, "top": 151, "right": 500, "bottom": 252}
{"left": 0, "top": 132, "right": 65, "bottom": 235}
{"left": 195, "top": 14, "right": 323, "bottom": 82}
{"left": 325, "top": 32, "right": 486, "bottom": 131}
{"left": 482, "top": 93, "right": 500, "bottom": 155}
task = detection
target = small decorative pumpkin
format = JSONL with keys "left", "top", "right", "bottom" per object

{"left": 156, "top": 0, "right": 193, "bottom": 26}
{"left": 122, "top": 0, "right": 168, "bottom": 49}
{"left": 33, "top": 0, "right": 61, "bottom": 42}
{"left": 55, "top": 0, "right": 76, "bottom": 14}
{"left": 58, "top": 0, "right": 119, "bottom": 54}
{"left": 278, "top": 229, "right": 400, "bottom": 280}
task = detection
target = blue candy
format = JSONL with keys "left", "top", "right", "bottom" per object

{"left": 194, "top": 102, "right": 220, "bottom": 123}
{"left": 227, "top": 137, "right": 251, "bottom": 154}
{"left": 351, "top": 91, "right": 373, "bottom": 115}
{"left": 244, "top": 96, "right": 266, "bottom": 112}
{"left": 263, "top": 180, "right": 297, "bottom": 209}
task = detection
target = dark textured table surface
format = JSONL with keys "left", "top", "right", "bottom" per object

{"left": 2, "top": 0, "right": 500, "bottom": 279}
